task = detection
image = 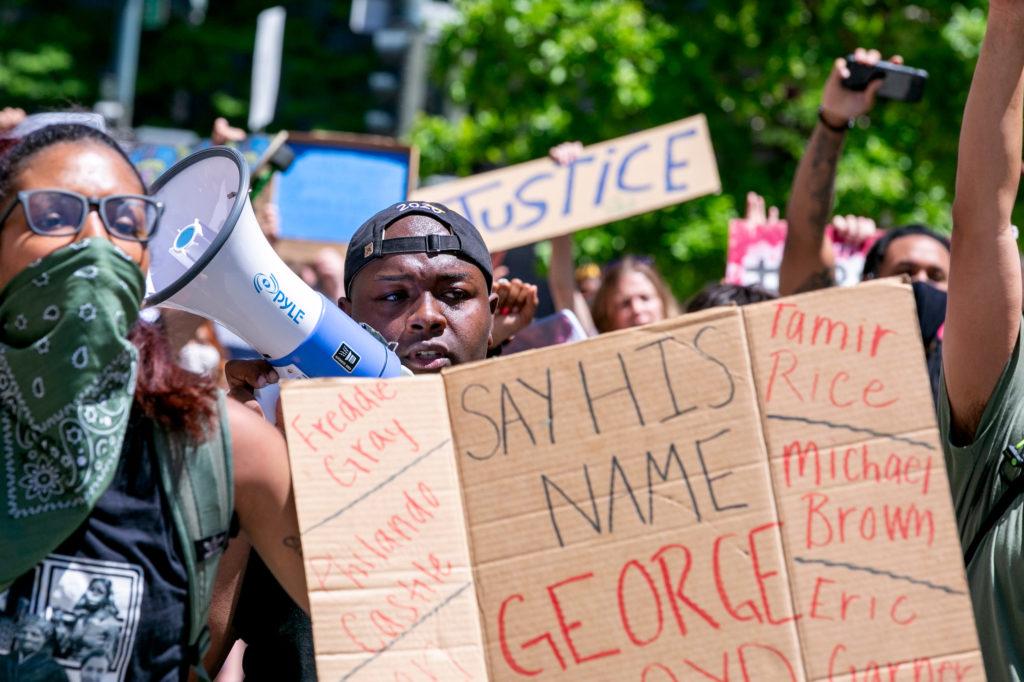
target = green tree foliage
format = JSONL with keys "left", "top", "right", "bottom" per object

{"left": 0, "top": 2, "right": 100, "bottom": 106}
{"left": 0, "top": 1, "right": 375, "bottom": 136}
{"left": 0, "top": 1, "right": 1002, "bottom": 299}
{"left": 133, "top": 3, "right": 375, "bottom": 134}
{"left": 413, "top": 0, "right": 995, "bottom": 299}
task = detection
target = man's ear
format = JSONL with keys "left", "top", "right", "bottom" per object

{"left": 488, "top": 291, "right": 498, "bottom": 314}
{"left": 339, "top": 297, "right": 353, "bottom": 315}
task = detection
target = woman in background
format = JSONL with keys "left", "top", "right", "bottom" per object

{"left": 588, "top": 255, "right": 679, "bottom": 332}
{"left": 547, "top": 141, "right": 680, "bottom": 335}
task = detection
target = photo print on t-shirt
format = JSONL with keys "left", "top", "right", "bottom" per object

{"left": 0, "top": 554, "right": 145, "bottom": 682}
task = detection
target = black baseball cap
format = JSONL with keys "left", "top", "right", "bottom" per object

{"left": 344, "top": 201, "right": 493, "bottom": 294}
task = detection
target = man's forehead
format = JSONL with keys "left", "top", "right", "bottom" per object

{"left": 886, "top": 234, "right": 950, "bottom": 262}
{"left": 358, "top": 251, "right": 482, "bottom": 284}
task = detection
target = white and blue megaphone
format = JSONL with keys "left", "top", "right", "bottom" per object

{"left": 144, "top": 146, "right": 403, "bottom": 379}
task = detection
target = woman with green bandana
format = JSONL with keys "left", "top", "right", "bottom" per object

{"left": 0, "top": 123, "right": 308, "bottom": 682}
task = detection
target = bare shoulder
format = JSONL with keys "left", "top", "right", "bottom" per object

{"left": 226, "top": 398, "right": 271, "bottom": 443}
{"left": 225, "top": 398, "right": 288, "bottom": 484}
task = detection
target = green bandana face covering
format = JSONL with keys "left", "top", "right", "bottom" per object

{"left": 0, "top": 238, "right": 144, "bottom": 588}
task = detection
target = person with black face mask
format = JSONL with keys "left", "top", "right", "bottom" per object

{"left": 785, "top": 216, "right": 953, "bottom": 406}
{"left": 911, "top": 278, "right": 947, "bottom": 406}
{"left": 775, "top": 46, "right": 953, "bottom": 405}
{"left": 860, "top": 225, "right": 952, "bottom": 406}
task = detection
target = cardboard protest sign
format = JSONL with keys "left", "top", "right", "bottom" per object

{"left": 410, "top": 116, "right": 721, "bottom": 252}
{"left": 726, "top": 219, "right": 874, "bottom": 292}
{"left": 280, "top": 377, "right": 488, "bottom": 681}
{"left": 443, "top": 305, "right": 804, "bottom": 680}
{"left": 283, "top": 281, "right": 981, "bottom": 680}
{"left": 743, "top": 282, "right": 981, "bottom": 680}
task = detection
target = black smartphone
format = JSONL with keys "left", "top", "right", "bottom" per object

{"left": 841, "top": 56, "right": 928, "bottom": 103}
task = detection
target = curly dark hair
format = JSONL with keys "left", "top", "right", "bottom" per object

{"left": 0, "top": 123, "right": 217, "bottom": 440}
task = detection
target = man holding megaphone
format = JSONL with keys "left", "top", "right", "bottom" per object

{"left": 135, "top": 141, "right": 537, "bottom": 675}
{"left": 219, "top": 200, "right": 539, "bottom": 679}
{"left": 146, "top": 147, "right": 413, "bottom": 382}
{"left": 145, "top": 145, "right": 535, "bottom": 392}
{"left": 225, "top": 200, "right": 500, "bottom": 405}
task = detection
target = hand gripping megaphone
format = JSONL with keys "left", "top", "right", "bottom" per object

{"left": 144, "top": 146, "right": 403, "bottom": 379}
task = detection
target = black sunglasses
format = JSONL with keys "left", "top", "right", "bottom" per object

{"left": 0, "top": 189, "right": 164, "bottom": 243}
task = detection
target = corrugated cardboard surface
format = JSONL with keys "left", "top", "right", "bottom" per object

{"left": 443, "top": 306, "right": 807, "bottom": 680}
{"left": 743, "top": 281, "right": 982, "bottom": 680}
{"left": 282, "top": 281, "right": 982, "bottom": 681}
{"left": 410, "top": 115, "right": 721, "bottom": 253}
{"left": 280, "top": 375, "right": 488, "bottom": 681}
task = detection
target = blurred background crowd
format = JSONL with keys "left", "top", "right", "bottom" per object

{"left": 0, "top": 0, "right": 1008, "bottom": 300}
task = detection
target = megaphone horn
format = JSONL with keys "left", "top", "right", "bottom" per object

{"left": 144, "top": 146, "right": 402, "bottom": 379}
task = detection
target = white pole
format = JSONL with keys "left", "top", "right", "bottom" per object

{"left": 249, "top": 6, "right": 287, "bottom": 133}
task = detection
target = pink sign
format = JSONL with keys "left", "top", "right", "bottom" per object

{"left": 726, "top": 219, "right": 874, "bottom": 292}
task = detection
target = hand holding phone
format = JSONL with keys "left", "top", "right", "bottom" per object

{"left": 841, "top": 55, "right": 928, "bottom": 103}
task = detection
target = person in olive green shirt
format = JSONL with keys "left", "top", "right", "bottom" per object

{"left": 939, "top": 343, "right": 1024, "bottom": 679}
{"left": 944, "top": 1, "right": 1024, "bottom": 679}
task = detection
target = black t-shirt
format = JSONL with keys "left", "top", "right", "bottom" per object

{"left": 0, "top": 415, "right": 189, "bottom": 682}
{"left": 237, "top": 553, "right": 318, "bottom": 681}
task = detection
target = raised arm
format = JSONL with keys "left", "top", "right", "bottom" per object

{"left": 228, "top": 399, "right": 310, "bottom": 613}
{"left": 945, "top": 2, "right": 1024, "bottom": 439}
{"left": 547, "top": 141, "right": 598, "bottom": 336}
{"left": 548, "top": 235, "right": 598, "bottom": 336}
{"left": 779, "top": 49, "right": 889, "bottom": 295}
